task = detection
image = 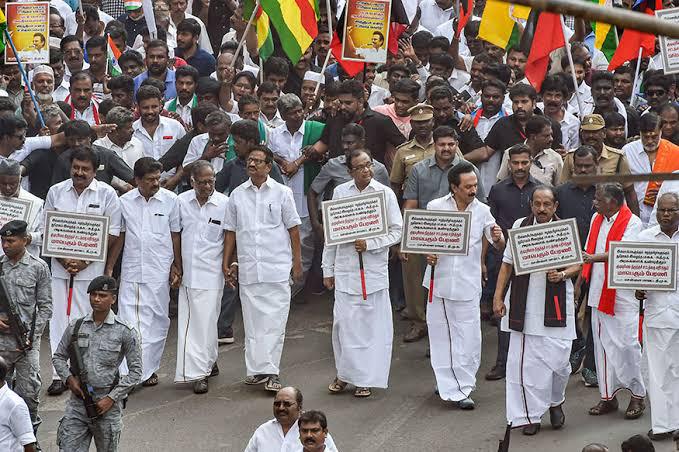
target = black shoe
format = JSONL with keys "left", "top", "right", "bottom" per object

{"left": 569, "top": 346, "right": 585, "bottom": 374}
{"left": 485, "top": 365, "right": 506, "bottom": 381}
{"left": 522, "top": 423, "right": 541, "bottom": 436}
{"left": 193, "top": 378, "right": 208, "bottom": 394}
{"left": 210, "top": 364, "right": 219, "bottom": 377}
{"left": 647, "top": 429, "right": 674, "bottom": 441}
{"left": 47, "top": 380, "right": 66, "bottom": 396}
{"left": 549, "top": 405, "right": 565, "bottom": 429}
{"left": 218, "top": 327, "right": 234, "bottom": 345}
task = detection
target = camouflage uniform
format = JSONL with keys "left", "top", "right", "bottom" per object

{"left": 52, "top": 310, "right": 142, "bottom": 452}
{"left": 0, "top": 252, "right": 52, "bottom": 431}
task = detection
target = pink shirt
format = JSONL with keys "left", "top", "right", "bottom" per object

{"left": 373, "top": 103, "right": 411, "bottom": 139}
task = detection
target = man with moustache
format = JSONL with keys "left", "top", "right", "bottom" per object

{"left": 428, "top": 86, "right": 487, "bottom": 157}
{"left": 642, "top": 74, "right": 672, "bottom": 115}
{"left": 65, "top": 72, "right": 101, "bottom": 125}
{"left": 245, "top": 387, "right": 338, "bottom": 451}
{"left": 583, "top": 71, "right": 639, "bottom": 139}
{"left": 603, "top": 112, "right": 628, "bottom": 150}
{"left": 165, "top": 65, "right": 199, "bottom": 128}
{"left": 44, "top": 147, "right": 122, "bottom": 396}
{"left": 494, "top": 185, "right": 581, "bottom": 435}
{"left": 541, "top": 75, "right": 580, "bottom": 151}
{"left": 174, "top": 18, "right": 215, "bottom": 78}
{"left": 613, "top": 66, "right": 635, "bottom": 106}
{"left": 298, "top": 411, "right": 338, "bottom": 452}
{"left": 60, "top": 36, "right": 89, "bottom": 83}
{"left": 50, "top": 50, "right": 70, "bottom": 103}
{"left": 560, "top": 114, "right": 639, "bottom": 215}
{"left": 133, "top": 40, "right": 177, "bottom": 100}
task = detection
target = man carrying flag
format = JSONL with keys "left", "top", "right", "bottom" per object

{"left": 107, "top": 34, "right": 123, "bottom": 77}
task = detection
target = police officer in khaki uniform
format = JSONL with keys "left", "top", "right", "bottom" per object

{"left": 391, "top": 104, "right": 435, "bottom": 343}
{"left": 52, "top": 276, "right": 142, "bottom": 452}
{"left": 0, "top": 220, "right": 52, "bottom": 435}
{"left": 560, "top": 114, "right": 640, "bottom": 214}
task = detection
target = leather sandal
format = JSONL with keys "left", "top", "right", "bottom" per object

{"left": 328, "top": 378, "right": 348, "bottom": 393}
{"left": 625, "top": 397, "right": 646, "bottom": 419}
{"left": 588, "top": 398, "right": 618, "bottom": 415}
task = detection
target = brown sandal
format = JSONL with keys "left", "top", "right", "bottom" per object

{"left": 625, "top": 397, "right": 646, "bottom": 419}
{"left": 328, "top": 378, "right": 348, "bottom": 393}
{"left": 354, "top": 387, "right": 371, "bottom": 398}
{"left": 142, "top": 373, "right": 159, "bottom": 387}
{"left": 588, "top": 398, "right": 618, "bottom": 415}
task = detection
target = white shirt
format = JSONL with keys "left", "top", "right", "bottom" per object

{"left": 537, "top": 103, "right": 581, "bottom": 150}
{"left": 368, "top": 84, "right": 389, "bottom": 108}
{"left": 268, "top": 121, "right": 308, "bottom": 217}
{"left": 178, "top": 189, "right": 228, "bottom": 289}
{"left": 622, "top": 140, "right": 657, "bottom": 226}
{"left": 133, "top": 116, "right": 187, "bottom": 161}
{"left": 93, "top": 136, "right": 145, "bottom": 170}
{"left": 259, "top": 111, "right": 285, "bottom": 130}
{"left": 586, "top": 210, "right": 643, "bottom": 311}
{"left": 164, "top": 96, "right": 194, "bottom": 127}
{"left": 580, "top": 97, "right": 629, "bottom": 136}
{"left": 0, "top": 189, "right": 44, "bottom": 258}
{"left": 419, "top": 0, "right": 455, "bottom": 33}
{"left": 64, "top": 61, "right": 90, "bottom": 84}
{"left": 44, "top": 178, "right": 122, "bottom": 280}
{"left": 14, "top": 135, "right": 51, "bottom": 163}
{"left": 635, "top": 226, "right": 679, "bottom": 329}
{"left": 649, "top": 170, "right": 679, "bottom": 227}
{"left": 322, "top": 178, "right": 403, "bottom": 295}
{"left": 449, "top": 69, "right": 471, "bottom": 92}
{"left": 423, "top": 194, "right": 496, "bottom": 299}
{"left": 356, "top": 47, "right": 387, "bottom": 63}
{"left": 0, "top": 384, "right": 36, "bottom": 452}
{"left": 567, "top": 82, "right": 593, "bottom": 117}
{"left": 119, "top": 188, "right": 180, "bottom": 283}
{"left": 501, "top": 217, "right": 577, "bottom": 339}
{"left": 244, "top": 418, "right": 338, "bottom": 452}
{"left": 224, "top": 176, "right": 302, "bottom": 285}
{"left": 473, "top": 108, "right": 507, "bottom": 192}
{"left": 182, "top": 133, "right": 224, "bottom": 173}
{"left": 53, "top": 79, "right": 70, "bottom": 102}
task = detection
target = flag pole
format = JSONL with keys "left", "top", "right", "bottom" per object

{"left": 428, "top": 263, "right": 435, "bottom": 303}
{"left": 631, "top": 47, "right": 643, "bottom": 108}
{"left": 232, "top": 0, "right": 260, "bottom": 69}
{"left": 307, "top": 0, "right": 334, "bottom": 115}
{"left": 358, "top": 250, "right": 367, "bottom": 301}
{"left": 3, "top": 30, "right": 45, "bottom": 128}
{"left": 560, "top": 16, "right": 583, "bottom": 117}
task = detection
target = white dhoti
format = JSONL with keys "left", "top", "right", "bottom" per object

{"left": 427, "top": 297, "right": 481, "bottom": 401}
{"left": 592, "top": 309, "right": 646, "bottom": 400}
{"left": 118, "top": 280, "right": 171, "bottom": 381}
{"left": 175, "top": 286, "right": 223, "bottom": 383}
{"left": 332, "top": 289, "right": 393, "bottom": 388}
{"left": 643, "top": 326, "right": 679, "bottom": 434}
{"left": 506, "top": 332, "right": 572, "bottom": 427}
{"left": 240, "top": 281, "right": 291, "bottom": 376}
{"left": 49, "top": 277, "right": 91, "bottom": 379}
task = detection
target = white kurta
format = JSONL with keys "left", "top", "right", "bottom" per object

{"left": 502, "top": 217, "right": 576, "bottom": 427}
{"left": 44, "top": 178, "right": 121, "bottom": 379}
{"left": 118, "top": 188, "right": 180, "bottom": 381}
{"left": 244, "top": 418, "right": 339, "bottom": 452}
{"left": 322, "top": 178, "right": 402, "bottom": 388}
{"left": 423, "top": 194, "right": 496, "bottom": 401}
{"left": 637, "top": 226, "right": 679, "bottom": 434}
{"left": 622, "top": 140, "right": 659, "bottom": 226}
{"left": 175, "top": 190, "right": 228, "bottom": 382}
{"left": 585, "top": 211, "right": 645, "bottom": 400}
{"left": 225, "top": 177, "right": 301, "bottom": 375}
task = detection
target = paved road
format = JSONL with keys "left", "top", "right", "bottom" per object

{"left": 34, "top": 293, "right": 673, "bottom": 452}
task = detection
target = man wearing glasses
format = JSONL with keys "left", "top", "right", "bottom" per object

{"left": 223, "top": 146, "right": 302, "bottom": 393}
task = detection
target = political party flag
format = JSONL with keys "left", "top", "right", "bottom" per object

{"left": 260, "top": 0, "right": 319, "bottom": 64}
{"left": 107, "top": 35, "right": 122, "bottom": 77}
{"left": 244, "top": 0, "right": 274, "bottom": 61}
{"left": 521, "top": 10, "right": 565, "bottom": 91}
{"left": 479, "top": 0, "right": 522, "bottom": 50}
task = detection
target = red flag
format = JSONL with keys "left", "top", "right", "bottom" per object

{"left": 523, "top": 12, "right": 565, "bottom": 92}
{"left": 608, "top": 0, "right": 661, "bottom": 70}
{"left": 456, "top": 0, "right": 473, "bottom": 39}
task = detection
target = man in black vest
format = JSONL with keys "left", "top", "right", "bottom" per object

{"left": 493, "top": 186, "right": 582, "bottom": 436}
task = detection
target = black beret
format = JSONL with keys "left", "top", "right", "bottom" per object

{"left": 87, "top": 275, "right": 118, "bottom": 293}
{"left": 0, "top": 220, "right": 27, "bottom": 238}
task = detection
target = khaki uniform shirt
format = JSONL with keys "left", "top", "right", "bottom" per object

{"left": 560, "top": 144, "right": 633, "bottom": 189}
{"left": 390, "top": 138, "right": 436, "bottom": 187}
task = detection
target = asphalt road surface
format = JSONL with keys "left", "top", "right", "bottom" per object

{"left": 34, "top": 293, "right": 674, "bottom": 452}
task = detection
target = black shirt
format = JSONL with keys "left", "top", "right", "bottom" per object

{"left": 174, "top": 47, "right": 216, "bottom": 78}
{"left": 593, "top": 104, "right": 640, "bottom": 138}
{"left": 320, "top": 107, "right": 406, "bottom": 161}
{"left": 117, "top": 14, "right": 147, "bottom": 48}
{"left": 556, "top": 182, "right": 595, "bottom": 248}
{"left": 51, "top": 145, "right": 135, "bottom": 186}
{"left": 426, "top": 116, "right": 485, "bottom": 155}
{"left": 159, "top": 131, "right": 197, "bottom": 171}
{"left": 487, "top": 176, "right": 541, "bottom": 235}
{"left": 21, "top": 148, "right": 60, "bottom": 199}
{"left": 215, "top": 157, "right": 285, "bottom": 195}
{"left": 485, "top": 113, "right": 563, "bottom": 153}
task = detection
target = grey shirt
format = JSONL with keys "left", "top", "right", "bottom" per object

{"left": 0, "top": 252, "right": 52, "bottom": 351}
{"left": 52, "top": 310, "right": 142, "bottom": 401}
{"left": 403, "top": 154, "right": 485, "bottom": 208}
{"left": 310, "top": 155, "right": 391, "bottom": 200}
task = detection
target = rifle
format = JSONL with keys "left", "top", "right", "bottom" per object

{"left": 0, "top": 276, "right": 31, "bottom": 352}
{"left": 69, "top": 319, "right": 99, "bottom": 420}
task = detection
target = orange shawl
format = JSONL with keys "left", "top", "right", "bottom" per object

{"left": 644, "top": 139, "right": 679, "bottom": 206}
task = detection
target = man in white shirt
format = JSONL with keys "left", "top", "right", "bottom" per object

{"left": 223, "top": 146, "right": 302, "bottom": 393}
{"left": 636, "top": 193, "right": 679, "bottom": 441}
{"left": 323, "top": 149, "right": 403, "bottom": 398}
{"left": 44, "top": 147, "right": 122, "bottom": 395}
{"left": 165, "top": 65, "right": 199, "bottom": 128}
{"left": 494, "top": 186, "right": 581, "bottom": 435}
{"left": 182, "top": 110, "right": 232, "bottom": 173}
{"left": 65, "top": 72, "right": 101, "bottom": 124}
{"left": 541, "top": 75, "right": 580, "bottom": 151}
{"left": 268, "top": 94, "right": 316, "bottom": 295}
{"left": 94, "top": 107, "right": 145, "bottom": 187}
{"left": 244, "top": 387, "right": 338, "bottom": 452}
{"left": 132, "top": 85, "right": 186, "bottom": 179}
{"left": 0, "top": 356, "right": 36, "bottom": 452}
{"left": 581, "top": 183, "right": 646, "bottom": 420}
{"left": 417, "top": 0, "right": 455, "bottom": 33}
{"left": 0, "top": 160, "right": 43, "bottom": 258}
{"left": 106, "top": 157, "right": 181, "bottom": 387}
{"left": 175, "top": 161, "right": 228, "bottom": 394}
{"left": 425, "top": 162, "right": 505, "bottom": 409}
